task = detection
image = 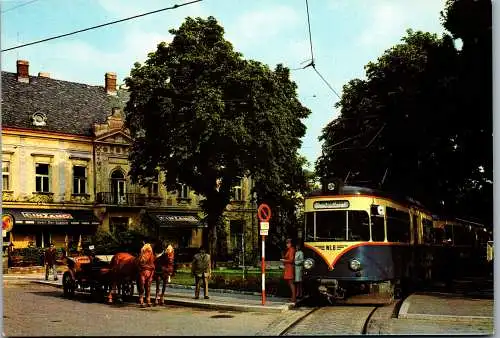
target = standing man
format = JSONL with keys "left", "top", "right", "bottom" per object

{"left": 191, "top": 245, "right": 211, "bottom": 299}
{"left": 44, "top": 243, "right": 58, "bottom": 281}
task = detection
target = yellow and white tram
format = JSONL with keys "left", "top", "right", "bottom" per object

{"left": 302, "top": 179, "right": 490, "bottom": 303}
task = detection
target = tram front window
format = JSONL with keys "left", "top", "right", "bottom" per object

{"left": 315, "top": 210, "right": 370, "bottom": 241}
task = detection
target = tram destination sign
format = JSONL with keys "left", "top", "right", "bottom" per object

{"left": 313, "top": 200, "right": 350, "bottom": 209}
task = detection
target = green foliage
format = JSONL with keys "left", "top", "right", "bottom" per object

{"left": 317, "top": 0, "right": 492, "bottom": 226}
{"left": 124, "top": 16, "right": 311, "bottom": 260}
{"left": 90, "top": 229, "right": 152, "bottom": 255}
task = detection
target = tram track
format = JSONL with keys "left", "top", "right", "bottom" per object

{"left": 278, "top": 297, "right": 404, "bottom": 336}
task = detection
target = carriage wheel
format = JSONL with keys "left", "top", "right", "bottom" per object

{"left": 63, "top": 272, "right": 75, "bottom": 297}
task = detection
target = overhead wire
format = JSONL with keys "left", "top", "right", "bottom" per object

{"left": 295, "top": 0, "right": 341, "bottom": 99}
{"left": 1, "top": 0, "right": 202, "bottom": 52}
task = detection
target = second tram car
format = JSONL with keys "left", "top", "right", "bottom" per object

{"left": 301, "top": 179, "right": 491, "bottom": 303}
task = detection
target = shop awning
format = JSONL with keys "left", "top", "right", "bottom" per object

{"left": 2, "top": 209, "right": 100, "bottom": 226}
{"left": 148, "top": 212, "right": 206, "bottom": 228}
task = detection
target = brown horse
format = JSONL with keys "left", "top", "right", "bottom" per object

{"left": 107, "top": 243, "right": 156, "bottom": 307}
{"left": 154, "top": 244, "right": 175, "bottom": 305}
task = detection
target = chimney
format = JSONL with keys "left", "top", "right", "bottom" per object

{"left": 38, "top": 72, "right": 50, "bottom": 78}
{"left": 105, "top": 72, "right": 117, "bottom": 95}
{"left": 16, "top": 60, "right": 29, "bottom": 83}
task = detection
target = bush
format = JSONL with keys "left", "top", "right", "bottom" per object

{"left": 10, "top": 247, "right": 66, "bottom": 266}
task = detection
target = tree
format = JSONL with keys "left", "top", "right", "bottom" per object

{"left": 317, "top": 0, "right": 492, "bottom": 225}
{"left": 317, "top": 30, "right": 459, "bottom": 208}
{"left": 124, "top": 16, "right": 310, "bottom": 264}
{"left": 440, "top": 0, "right": 492, "bottom": 224}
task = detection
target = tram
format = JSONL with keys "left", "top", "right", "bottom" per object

{"left": 301, "top": 178, "right": 491, "bottom": 303}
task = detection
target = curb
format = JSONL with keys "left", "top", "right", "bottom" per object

{"left": 398, "top": 313, "right": 493, "bottom": 324}
{"left": 5, "top": 275, "right": 282, "bottom": 299}
{"left": 29, "top": 280, "right": 291, "bottom": 314}
{"left": 398, "top": 294, "right": 493, "bottom": 324}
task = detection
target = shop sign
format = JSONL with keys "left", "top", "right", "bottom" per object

{"left": 157, "top": 215, "right": 198, "bottom": 223}
{"left": 21, "top": 212, "right": 73, "bottom": 219}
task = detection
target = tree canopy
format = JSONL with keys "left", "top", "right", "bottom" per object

{"left": 316, "top": 0, "right": 492, "bottom": 225}
{"left": 124, "top": 16, "right": 311, "bottom": 260}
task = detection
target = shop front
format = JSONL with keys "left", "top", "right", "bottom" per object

{"left": 148, "top": 211, "right": 207, "bottom": 262}
{"left": 2, "top": 208, "right": 100, "bottom": 249}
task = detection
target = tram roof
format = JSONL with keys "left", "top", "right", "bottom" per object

{"left": 308, "top": 185, "right": 427, "bottom": 209}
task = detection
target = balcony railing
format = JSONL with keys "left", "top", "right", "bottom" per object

{"left": 96, "top": 192, "right": 147, "bottom": 206}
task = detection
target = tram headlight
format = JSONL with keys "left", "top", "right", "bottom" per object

{"left": 349, "top": 259, "right": 362, "bottom": 271}
{"left": 304, "top": 258, "right": 315, "bottom": 270}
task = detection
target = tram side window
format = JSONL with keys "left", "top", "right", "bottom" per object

{"left": 434, "top": 228, "right": 445, "bottom": 244}
{"left": 371, "top": 216, "right": 385, "bottom": 241}
{"left": 453, "top": 225, "right": 473, "bottom": 246}
{"left": 444, "top": 225, "right": 453, "bottom": 244}
{"left": 386, "top": 207, "right": 410, "bottom": 243}
{"left": 305, "top": 212, "right": 315, "bottom": 240}
{"left": 423, "top": 219, "right": 434, "bottom": 244}
{"left": 453, "top": 225, "right": 465, "bottom": 245}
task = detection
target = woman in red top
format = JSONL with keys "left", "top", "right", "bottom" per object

{"left": 281, "top": 238, "right": 296, "bottom": 303}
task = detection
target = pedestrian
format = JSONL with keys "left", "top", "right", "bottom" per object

{"left": 191, "top": 245, "right": 211, "bottom": 299}
{"left": 294, "top": 241, "right": 304, "bottom": 299}
{"left": 44, "top": 243, "right": 58, "bottom": 281}
{"left": 165, "top": 244, "right": 175, "bottom": 283}
{"left": 280, "top": 238, "right": 296, "bottom": 303}
{"left": 7, "top": 242, "right": 14, "bottom": 268}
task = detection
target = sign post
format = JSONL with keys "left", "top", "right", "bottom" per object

{"left": 257, "top": 203, "right": 271, "bottom": 306}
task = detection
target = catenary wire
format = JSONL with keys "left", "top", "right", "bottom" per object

{"left": 1, "top": 0, "right": 202, "bottom": 52}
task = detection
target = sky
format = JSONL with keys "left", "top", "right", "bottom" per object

{"left": 1, "top": 0, "right": 449, "bottom": 168}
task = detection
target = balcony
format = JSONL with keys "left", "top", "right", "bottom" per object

{"left": 96, "top": 192, "right": 146, "bottom": 206}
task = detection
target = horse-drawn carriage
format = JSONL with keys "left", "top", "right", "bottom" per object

{"left": 62, "top": 243, "right": 175, "bottom": 307}
{"left": 62, "top": 254, "right": 134, "bottom": 301}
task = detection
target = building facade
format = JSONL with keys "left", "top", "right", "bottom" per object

{"left": 2, "top": 60, "right": 258, "bottom": 259}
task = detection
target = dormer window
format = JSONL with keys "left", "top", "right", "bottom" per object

{"left": 32, "top": 112, "right": 47, "bottom": 126}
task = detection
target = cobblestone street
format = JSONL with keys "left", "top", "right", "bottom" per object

{"left": 3, "top": 281, "right": 278, "bottom": 336}
{"left": 3, "top": 280, "right": 494, "bottom": 336}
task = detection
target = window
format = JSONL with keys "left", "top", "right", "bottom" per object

{"left": 423, "top": 219, "right": 434, "bottom": 244}
{"left": 178, "top": 183, "right": 189, "bottom": 199}
{"left": 110, "top": 217, "right": 128, "bottom": 233}
{"left": 73, "top": 166, "right": 87, "bottom": 194}
{"left": 233, "top": 180, "right": 243, "bottom": 201}
{"left": 444, "top": 225, "right": 453, "bottom": 244}
{"left": 386, "top": 207, "right": 410, "bottom": 242}
{"left": 35, "top": 163, "right": 50, "bottom": 192}
{"left": 305, "top": 212, "right": 315, "bottom": 240}
{"left": 371, "top": 216, "right": 385, "bottom": 241}
{"left": 2, "top": 161, "right": 10, "bottom": 190}
{"left": 230, "top": 220, "right": 244, "bottom": 250}
{"left": 314, "top": 210, "right": 370, "bottom": 241}
{"left": 148, "top": 180, "right": 159, "bottom": 196}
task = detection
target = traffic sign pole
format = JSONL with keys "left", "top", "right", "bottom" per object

{"left": 257, "top": 203, "right": 272, "bottom": 306}
{"left": 261, "top": 235, "right": 266, "bottom": 305}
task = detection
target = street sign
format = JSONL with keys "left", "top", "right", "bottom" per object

{"left": 2, "top": 214, "right": 14, "bottom": 232}
{"left": 257, "top": 204, "right": 272, "bottom": 222}
{"left": 260, "top": 221, "right": 269, "bottom": 230}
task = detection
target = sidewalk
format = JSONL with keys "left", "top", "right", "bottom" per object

{"left": 4, "top": 273, "right": 293, "bottom": 314}
{"left": 398, "top": 292, "right": 494, "bottom": 323}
